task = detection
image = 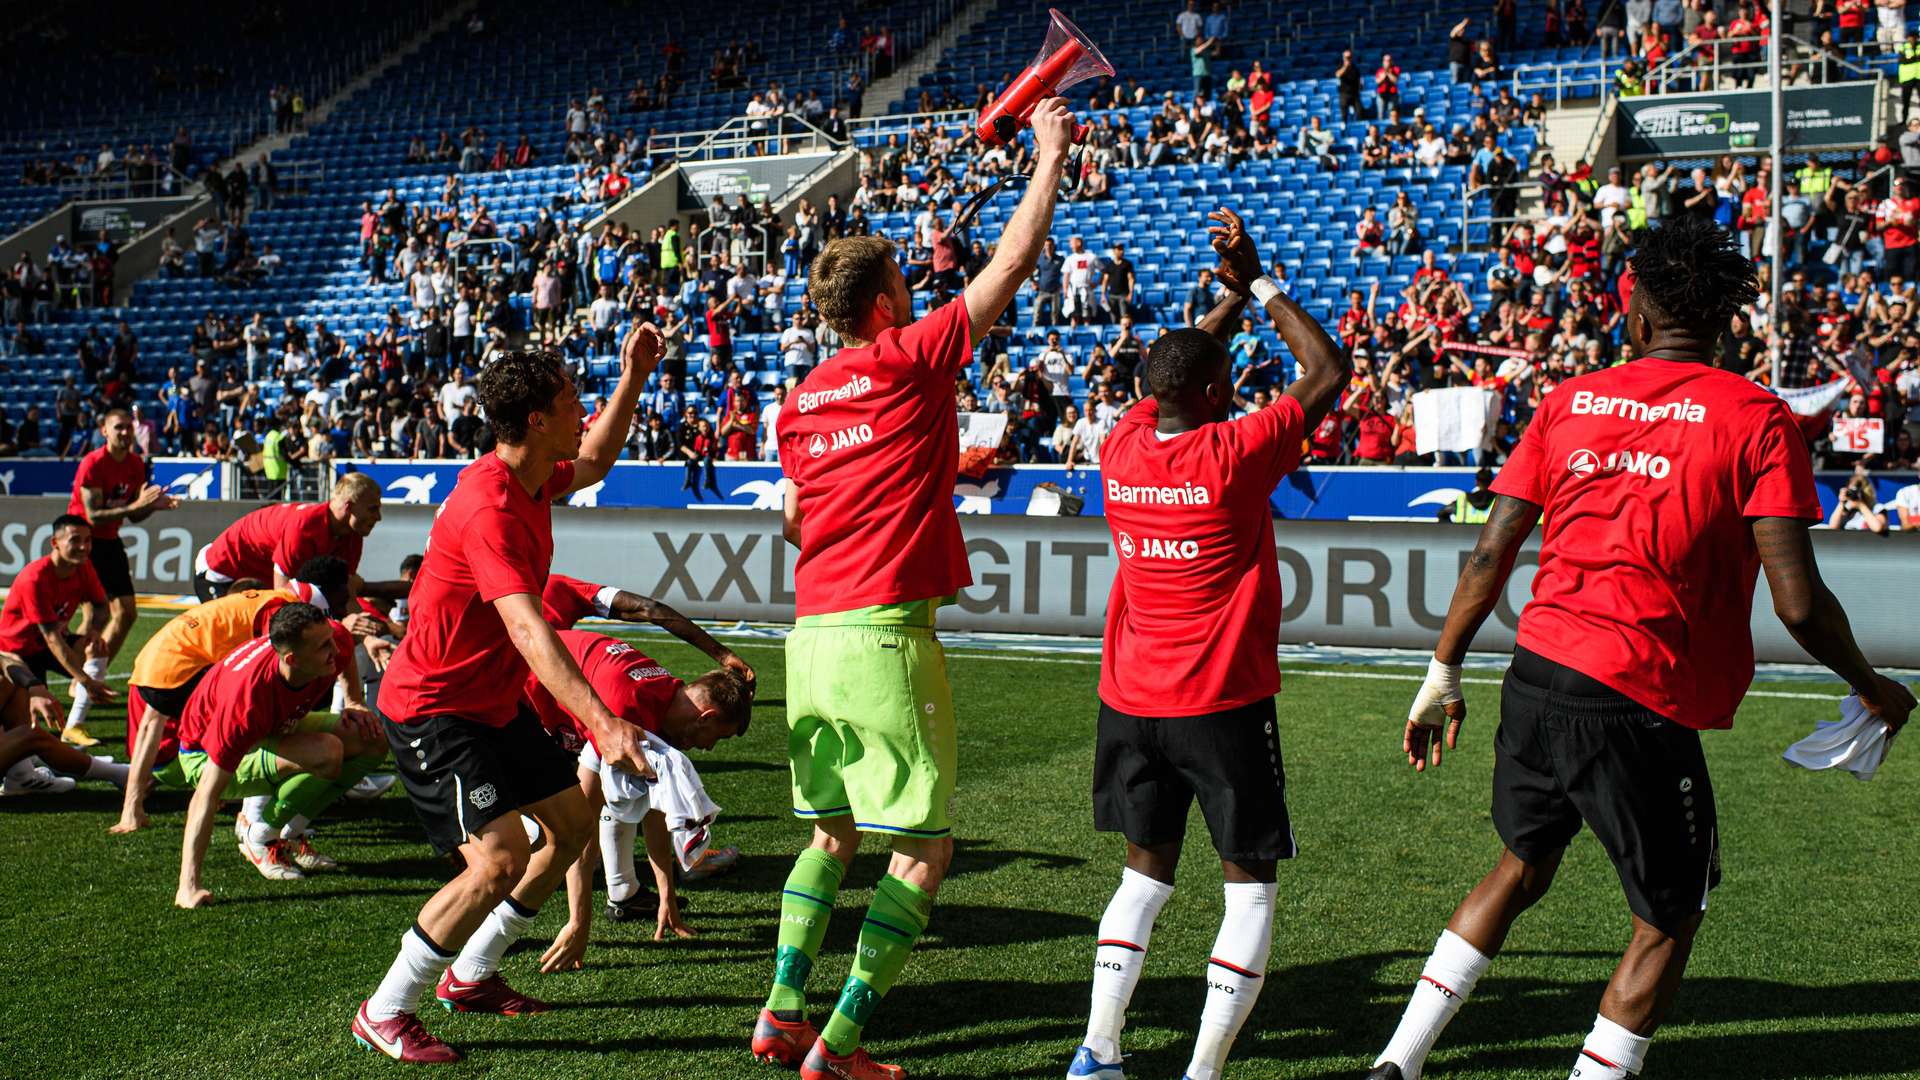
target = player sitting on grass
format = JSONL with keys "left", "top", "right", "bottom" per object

{"left": 172, "top": 602, "right": 376, "bottom": 908}
{"left": 520, "top": 630, "right": 754, "bottom": 973}
{"left": 0, "top": 651, "right": 131, "bottom": 795}
{"left": 541, "top": 571, "right": 756, "bottom": 885}
{"left": 116, "top": 556, "right": 387, "bottom": 876}
{"left": 1068, "top": 208, "right": 1349, "bottom": 1080}
{"left": 1368, "top": 215, "right": 1916, "bottom": 1080}
{"left": 0, "top": 515, "right": 117, "bottom": 728}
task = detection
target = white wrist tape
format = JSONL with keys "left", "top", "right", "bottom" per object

{"left": 1250, "top": 276, "right": 1283, "bottom": 306}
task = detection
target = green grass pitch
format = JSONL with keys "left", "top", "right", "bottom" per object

{"left": 2, "top": 613, "right": 1916, "bottom": 1078}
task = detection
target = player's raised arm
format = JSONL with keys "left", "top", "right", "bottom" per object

{"left": 1208, "top": 208, "right": 1349, "bottom": 429}
{"left": 605, "top": 590, "right": 754, "bottom": 689}
{"left": 963, "top": 97, "right": 1075, "bottom": 343}
{"left": 495, "top": 591, "right": 652, "bottom": 778}
{"left": 566, "top": 323, "right": 659, "bottom": 495}
{"left": 1753, "top": 517, "right": 1915, "bottom": 734}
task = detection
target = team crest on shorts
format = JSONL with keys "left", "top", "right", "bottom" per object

{"left": 469, "top": 783, "right": 499, "bottom": 810}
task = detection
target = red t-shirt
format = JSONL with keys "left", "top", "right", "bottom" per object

{"left": 173, "top": 626, "right": 353, "bottom": 771}
{"left": 778, "top": 297, "right": 973, "bottom": 616}
{"left": 68, "top": 447, "right": 145, "bottom": 541}
{"left": 1838, "top": 0, "right": 1867, "bottom": 28}
{"left": 1308, "top": 408, "right": 1346, "bottom": 461}
{"left": 0, "top": 555, "right": 106, "bottom": 656}
{"left": 381, "top": 454, "right": 577, "bottom": 727}
{"left": 522, "top": 630, "right": 679, "bottom": 752}
{"left": 204, "top": 502, "right": 364, "bottom": 582}
{"left": 541, "top": 573, "right": 610, "bottom": 630}
{"left": 1491, "top": 359, "right": 1821, "bottom": 729}
{"left": 1097, "top": 394, "right": 1307, "bottom": 716}
{"left": 1355, "top": 412, "right": 1396, "bottom": 460}
{"left": 1879, "top": 196, "right": 1920, "bottom": 249}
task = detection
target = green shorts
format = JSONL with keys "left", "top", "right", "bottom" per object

{"left": 155, "top": 739, "right": 288, "bottom": 797}
{"left": 151, "top": 714, "right": 338, "bottom": 794}
{"left": 786, "top": 603, "right": 957, "bottom": 838}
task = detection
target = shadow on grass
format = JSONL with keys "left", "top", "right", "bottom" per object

{"left": 859, "top": 958, "right": 1920, "bottom": 1079}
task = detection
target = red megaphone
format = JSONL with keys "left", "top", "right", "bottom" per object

{"left": 974, "top": 8, "right": 1115, "bottom": 146}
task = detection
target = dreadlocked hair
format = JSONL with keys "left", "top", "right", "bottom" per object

{"left": 1627, "top": 215, "right": 1759, "bottom": 333}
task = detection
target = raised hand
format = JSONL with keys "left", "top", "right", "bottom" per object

{"left": 621, "top": 322, "right": 665, "bottom": 379}
{"left": 1206, "top": 207, "right": 1263, "bottom": 295}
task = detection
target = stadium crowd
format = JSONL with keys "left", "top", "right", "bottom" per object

{"left": 3, "top": 0, "right": 1917, "bottom": 493}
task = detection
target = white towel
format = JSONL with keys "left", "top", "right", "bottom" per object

{"left": 1782, "top": 694, "right": 1892, "bottom": 781}
{"left": 647, "top": 737, "right": 723, "bottom": 872}
{"left": 580, "top": 733, "right": 721, "bottom": 868}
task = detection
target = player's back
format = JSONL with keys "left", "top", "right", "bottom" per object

{"left": 776, "top": 299, "right": 971, "bottom": 615}
{"left": 1493, "top": 358, "right": 1820, "bottom": 726}
{"left": 133, "top": 589, "right": 295, "bottom": 689}
{"left": 1096, "top": 395, "right": 1306, "bottom": 716}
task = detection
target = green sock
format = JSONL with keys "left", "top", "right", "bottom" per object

{"left": 264, "top": 753, "right": 383, "bottom": 830}
{"left": 766, "top": 848, "right": 847, "bottom": 1014}
{"left": 818, "top": 875, "right": 933, "bottom": 1056}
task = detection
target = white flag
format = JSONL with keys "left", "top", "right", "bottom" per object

{"left": 1413, "top": 387, "right": 1499, "bottom": 456}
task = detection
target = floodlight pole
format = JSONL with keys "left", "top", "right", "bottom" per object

{"left": 1769, "top": 0, "right": 1784, "bottom": 378}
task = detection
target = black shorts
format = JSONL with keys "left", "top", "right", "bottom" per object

{"left": 90, "top": 537, "right": 134, "bottom": 598}
{"left": 191, "top": 569, "right": 235, "bottom": 604}
{"left": 23, "top": 638, "right": 80, "bottom": 681}
{"left": 1093, "top": 696, "right": 1296, "bottom": 863}
{"left": 1493, "top": 647, "right": 1720, "bottom": 936}
{"left": 130, "top": 667, "right": 209, "bottom": 718}
{"left": 387, "top": 707, "right": 582, "bottom": 856}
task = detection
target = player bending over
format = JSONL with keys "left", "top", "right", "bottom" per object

{"left": 1068, "top": 209, "right": 1350, "bottom": 1080}
{"left": 0, "top": 652, "right": 131, "bottom": 795}
{"left": 518, "top": 629, "right": 752, "bottom": 972}
{"left": 61, "top": 408, "right": 178, "bottom": 747}
{"left": 172, "top": 603, "right": 373, "bottom": 908}
{"left": 0, "top": 515, "right": 117, "bottom": 733}
{"left": 351, "top": 325, "right": 655, "bottom": 1065}
{"left": 191, "top": 472, "right": 402, "bottom": 603}
{"left": 118, "top": 558, "right": 384, "bottom": 877}
{"left": 541, "top": 571, "right": 755, "bottom": 884}
{"left": 1367, "top": 216, "right": 1915, "bottom": 1080}
{"left": 753, "top": 96, "right": 1077, "bottom": 1080}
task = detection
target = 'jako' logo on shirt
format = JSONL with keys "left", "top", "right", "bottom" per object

{"left": 812, "top": 424, "right": 874, "bottom": 457}
{"left": 1118, "top": 531, "right": 1199, "bottom": 560}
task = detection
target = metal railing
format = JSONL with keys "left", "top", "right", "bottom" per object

{"left": 1454, "top": 179, "right": 1547, "bottom": 253}
{"left": 55, "top": 165, "right": 194, "bottom": 203}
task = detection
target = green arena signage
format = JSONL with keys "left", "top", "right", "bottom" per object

{"left": 1616, "top": 82, "right": 1879, "bottom": 158}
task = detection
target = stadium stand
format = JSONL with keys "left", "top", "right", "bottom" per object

{"left": 2, "top": 0, "right": 1916, "bottom": 481}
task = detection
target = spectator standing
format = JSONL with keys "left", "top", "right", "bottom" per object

{"left": 1375, "top": 53, "right": 1402, "bottom": 119}
{"left": 1336, "top": 51, "right": 1363, "bottom": 124}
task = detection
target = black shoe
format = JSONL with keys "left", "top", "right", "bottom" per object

{"left": 603, "top": 891, "right": 688, "bottom": 922}
{"left": 1365, "top": 1065, "right": 1406, "bottom": 1080}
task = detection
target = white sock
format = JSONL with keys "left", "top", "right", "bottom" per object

{"left": 248, "top": 818, "right": 278, "bottom": 847}
{"left": 367, "top": 926, "right": 456, "bottom": 1021}
{"left": 1185, "top": 880, "right": 1278, "bottom": 1080}
{"left": 1375, "top": 929, "right": 1493, "bottom": 1080}
{"left": 1570, "top": 1014, "right": 1650, "bottom": 1079}
{"left": 66, "top": 657, "right": 109, "bottom": 728}
{"left": 1083, "top": 867, "right": 1175, "bottom": 1063}
{"left": 241, "top": 795, "right": 271, "bottom": 825}
{"left": 84, "top": 756, "right": 130, "bottom": 788}
{"left": 279, "top": 814, "right": 313, "bottom": 841}
{"left": 600, "top": 811, "right": 641, "bottom": 903}
{"left": 449, "top": 897, "right": 538, "bottom": 982}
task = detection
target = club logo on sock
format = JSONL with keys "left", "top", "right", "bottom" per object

{"left": 469, "top": 783, "right": 498, "bottom": 809}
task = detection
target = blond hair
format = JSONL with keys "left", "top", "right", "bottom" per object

{"left": 807, "top": 235, "right": 898, "bottom": 339}
{"left": 332, "top": 471, "right": 380, "bottom": 506}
